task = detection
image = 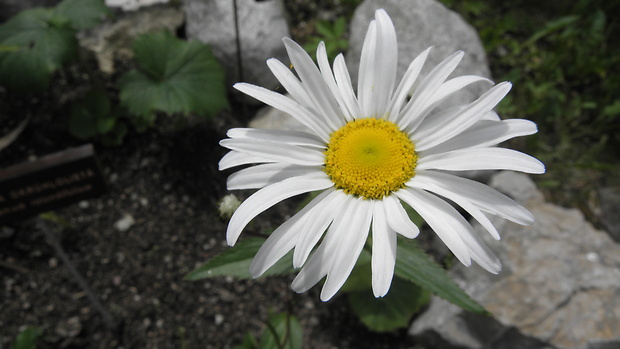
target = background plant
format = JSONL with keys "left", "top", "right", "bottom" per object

{"left": 0, "top": 0, "right": 111, "bottom": 93}
{"left": 0, "top": 2, "right": 228, "bottom": 145}
{"left": 439, "top": 0, "right": 620, "bottom": 209}
{"left": 302, "top": 17, "right": 349, "bottom": 61}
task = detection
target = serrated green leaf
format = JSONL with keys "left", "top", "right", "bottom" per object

{"left": 55, "top": 0, "right": 112, "bottom": 30}
{"left": 348, "top": 277, "right": 429, "bottom": 332}
{"left": 259, "top": 313, "right": 302, "bottom": 349}
{"left": 0, "top": 8, "right": 77, "bottom": 93}
{"left": 394, "top": 237, "right": 488, "bottom": 315}
{"left": 118, "top": 31, "right": 228, "bottom": 118}
{"left": 11, "top": 326, "right": 41, "bottom": 349}
{"left": 185, "top": 237, "right": 294, "bottom": 280}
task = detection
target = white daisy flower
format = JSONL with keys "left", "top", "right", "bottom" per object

{"left": 220, "top": 9, "right": 545, "bottom": 301}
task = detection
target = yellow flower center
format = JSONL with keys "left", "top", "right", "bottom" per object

{"left": 324, "top": 118, "right": 417, "bottom": 199}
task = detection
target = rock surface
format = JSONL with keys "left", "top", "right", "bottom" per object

{"left": 348, "top": 0, "right": 493, "bottom": 106}
{"left": 184, "top": 0, "right": 290, "bottom": 93}
{"left": 409, "top": 171, "right": 620, "bottom": 349}
{"left": 77, "top": 5, "right": 185, "bottom": 74}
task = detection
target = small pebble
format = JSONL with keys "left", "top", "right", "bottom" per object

{"left": 114, "top": 214, "right": 135, "bottom": 232}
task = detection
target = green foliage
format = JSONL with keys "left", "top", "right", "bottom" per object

{"left": 55, "top": 0, "right": 113, "bottom": 30}
{"left": 67, "top": 88, "right": 128, "bottom": 146}
{"left": 303, "top": 17, "right": 349, "bottom": 61}
{"left": 10, "top": 327, "right": 41, "bottom": 349}
{"left": 440, "top": 0, "right": 620, "bottom": 190}
{"left": 348, "top": 276, "right": 429, "bottom": 332}
{"left": 0, "top": 8, "right": 77, "bottom": 93}
{"left": 118, "top": 31, "right": 228, "bottom": 123}
{"left": 235, "top": 313, "right": 303, "bottom": 349}
{"left": 394, "top": 237, "right": 488, "bottom": 315}
{"left": 184, "top": 237, "right": 294, "bottom": 280}
{"left": 0, "top": 0, "right": 110, "bottom": 93}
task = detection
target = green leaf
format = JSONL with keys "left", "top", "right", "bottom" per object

{"left": 0, "top": 8, "right": 77, "bottom": 93}
{"left": 11, "top": 326, "right": 41, "bottom": 349}
{"left": 69, "top": 89, "right": 112, "bottom": 139}
{"left": 394, "top": 237, "right": 488, "bottom": 315}
{"left": 118, "top": 31, "right": 228, "bottom": 118}
{"left": 234, "top": 333, "right": 259, "bottom": 349}
{"left": 348, "top": 277, "right": 429, "bottom": 332}
{"left": 259, "top": 313, "right": 302, "bottom": 349}
{"left": 184, "top": 237, "right": 294, "bottom": 280}
{"left": 55, "top": 0, "right": 112, "bottom": 30}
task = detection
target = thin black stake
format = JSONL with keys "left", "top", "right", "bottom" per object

{"left": 233, "top": 0, "right": 244, "bottom": 84}
{"left": 232, "top": 0, "right": 247, "bottom": 120}
{"left": 37, "top": 218, "right": 115, "bottom": 330}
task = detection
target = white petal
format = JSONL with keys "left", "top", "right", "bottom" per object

{"left": 292, "top": 195, "right": 355, "bottom": 293}
{"left": 425, "top": 75, "right": 493, "bottom": 108}
{"left": 358, "top": 20, "right": 377, "bottom": 117}
{"left": 371, "top": 9, "right": 398, "bottom": 116}
{"left": 408, "top": 174, "right": 501, "bottom": 240}
{"left": 266, "top": 58, "right": 314, "bottom": 108}
{"left": 482, "top": 110, "right": 501, "bottom": 121}
{"left": 420, "top": 119, "right": 538, "bottom": 156}
{"left": 413, "top": 82, "right": 512, "bottom": 150}
{"left": 387, "top": 47, "right": 431, "bottom": 122}
{"left": 293, "top": 190, "right": 346, "bottom": 267}
{"left": 219, "top": 139, "right": 325, "bottom": 166}
{"left": 227, "top": 163, "right": 321, "bottom": 190}
{"left": 395, "top": 188, "right": 471, "bottom": 266}
{"left": 316, "top": 42, "right": 354, "bottom": 122}
{"left": 234, "top": 83, "right": 331, "bottom": 140}
{"left": 371, "top": 200, "right": 397, "bottom": 297}
{"left": 398, "top": 188, "right": 500, "bottom": 272}
{"left": 226, "top": 128, "right": 326, "bottom": 148}
{"left": 219, "top": 151, "right": 275, "bottom": 171}
{"left": 382, "top": 195, "right": 419, "bottom": 238}
{"left": 283, "top": 38, "right": 343, "bottom": 130}
{"left": 291, "top": 232, "right": 331, "bottom": 293}
{"left": 398, "top": 51, "right": 464, "bottom": 131}
{"left": 321, "top": 198, "right": 373, "bottom": 301}
{"left": 409, "top": 170, "right": 534, "bottom": 225}
{"left": 333, "top": 54, "right": 361, "bottom": 119}
{"left": 249, "top": 188, "right": 334, "bottom": 277}
{"left": 418, "top": 147, "right": 546, "bottom": 174}
{"left": 226, "top": 174, "right": 333, "bottom": 245}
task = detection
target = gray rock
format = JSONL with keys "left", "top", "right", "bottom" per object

{"left": 409, "top": 171, "right": 620, "bottom": 349}
{"left": 184, "top": 0, "right": 290, "bottom": 93}
{"left": 77, "top": 5, "right": 185, "bottom": 74}
{"left": 598, "top": 186, "right": 620, "bottom": 242}
{"left": 348, "top": 0, "right": 492, "bottom": 106}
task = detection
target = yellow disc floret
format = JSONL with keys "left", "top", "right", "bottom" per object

{"left": 324, "top": 118, "right": 417, "bottom": 199}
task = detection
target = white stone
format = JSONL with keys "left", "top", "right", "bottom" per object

{"left": 114, "top": 214, "right": 136, "bottom": 232}
{"left": 184, "top": 0, "right": 290, "bottom": 93}
{"left": 78, "top": 6, "right": 184, "bottom": 74}
{"left": 105, "top": 0, "right": 169, "bottom": 11}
